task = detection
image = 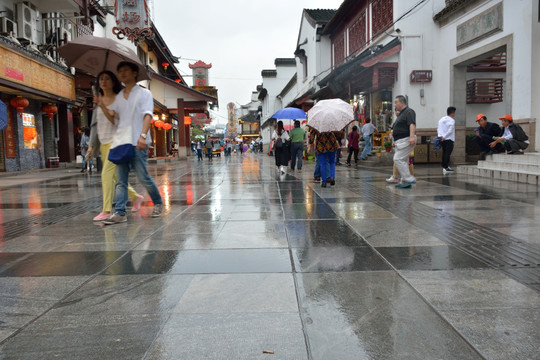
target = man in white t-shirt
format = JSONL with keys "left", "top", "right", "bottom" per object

{"left": 101, "top": 61, "right": 163, "bottom": 224}
{"left": 437, "top": 106, "right": 456, "bottom": 174}
{"left": 360, "top": 118, "right": 377, "bottom": 160}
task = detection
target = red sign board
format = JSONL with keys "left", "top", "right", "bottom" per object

{"left": 410, "top": 70, "right": 433, "bottom": 83}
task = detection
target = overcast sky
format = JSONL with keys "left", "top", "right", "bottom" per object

{"left": 153, "top": 0, "right": 344, "bottom": 124}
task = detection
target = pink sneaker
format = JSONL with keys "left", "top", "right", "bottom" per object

{"left": 132, "top": 195, "right": 144, "bottom": 212}
{"left": 93, "top": 212, "right": 111, "bottom": 222}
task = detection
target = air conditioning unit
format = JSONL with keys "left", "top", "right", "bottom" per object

{"left": 17, "top": 3, "right": 40, "bottom": 44}
{"left": 0, "top": 17, "right": 17, "bottom": 37}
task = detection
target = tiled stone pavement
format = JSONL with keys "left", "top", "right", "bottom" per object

{"left": 0, "top": 154, "right": 539, "bottom": 359}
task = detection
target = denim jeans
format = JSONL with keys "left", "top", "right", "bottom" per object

{"left": 360, "top": 135, "right": 372, "bottom": 159}
{"left": 114, "top": 146, "right": 162, "bottom": 216}
{"left": 316, "top": 151, "right": 336, "bottom": 183}
{"left": 290, "top": 142, "right": 303, "bottom": 170}
{"left": 314, "top": 157, "right": 321, "bottom": 178}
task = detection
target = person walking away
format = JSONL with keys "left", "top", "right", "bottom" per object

{"left": 80, "top": 127, "right": 91, "bottom": 172}
{"left": 490, "top": 114, "right": 529, "bottom": 154}
{"left": 205, "top": 138, "right": 213, "bottom": 161}
{"left": 100, "top": 61, "right": 163, "bottom": 224}
{"left": 309, "top": 129, "right": 338, "bottom": 187}
{"left": 392, "top": 95, "right": 416, "bottom": 188}
{"left": 289, "top": 120, "right": 306, "bottom": 172}
{"left": 346, "top": 126, "right": 360, "bottom": 167}
{"left": 335, "top": 130, "right": 344, "bottom": 165}
{"left": 474, "top": 114, "right": 503, "bottom": 159}
{"left": 89, "top": 70, "right": 144, "bottom": 221}
{"left": 438, "top": 106, "right": 456, "bottom": 174}
{"left": 272, "top": 120, "right": 290, "bottom": 174}
{"left": 360, "top": 118, "right": 377, "bottom": 160}
{"left": 196, "top": 139, "right": 203, "bottom": 160}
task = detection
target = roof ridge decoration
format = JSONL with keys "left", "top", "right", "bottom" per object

{"left": 189, "top": 60, "right": 212, "bottom": 69}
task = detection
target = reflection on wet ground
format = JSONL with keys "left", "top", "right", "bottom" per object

{"left": 0, "top": 154, "right": 539, "bottom": 359}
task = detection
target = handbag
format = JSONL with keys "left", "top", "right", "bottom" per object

{"left": 108, "top": 88, "right": 142, "bottom": 165}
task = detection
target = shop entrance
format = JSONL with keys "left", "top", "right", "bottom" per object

{"left": 0, "top": 132, "right": 5, "bottom": 171}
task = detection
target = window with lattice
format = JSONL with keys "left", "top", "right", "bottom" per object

{"left": 372, "top": 0, "right": 393, "bottom": 36}
{"left": 349, "top": 10, "right": 367, "bottom": 55}
{"left": 334, "top": 32, "right": 345, "bottom": 66}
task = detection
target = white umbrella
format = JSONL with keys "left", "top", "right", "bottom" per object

{"left": 307, "top": 98, "right": 354, "bottom": 132}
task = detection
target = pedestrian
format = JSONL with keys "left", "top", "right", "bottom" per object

{"left": 437, "top": 106, "right": 456, "bottom": 174}
{"left": 239, "top": 141, "right": 243, "bottom": 155}
{"left": 205, "top": 138, "right": 213, "bottom": 161}
{"left": 272, "top": 120, "right": 290, "bottom": 174}
{"left": 360, "top": 118, "right": 377, "bottom": 160}
{"left": 170, "top": 141, "right": 178, "bottom": 157}
{"left": 80, "top": 127, "right": 91, "bottom": 172}
{"left": 391, "top": 95, "right": 416, "bottom": 188}
{"left": 490, "top": 114, "right": 530, "bottom": 154}
{"left": 100, "top": 61, "right": 164, "bottom": 224}
{"left": 335, "top": 130, "right": 344, "bottom": 165}
{"left": 88, "top": 70, "right": 144, "bottom": 222}
{"left": 309, "top": 129, "right": 338, "bottom": 187}
{"left": 346, "top": 125, "right": 360, "bottom": 167}
{"left": 289, "top": 120, "right": 306, "bottom": 172}
{"left": 474, "top": 114, "right": 503, "bottom": 159}
{"left": 196, "top": 139, "right": 203, "bottom": 160}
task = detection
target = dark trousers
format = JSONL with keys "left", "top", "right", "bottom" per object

{"left": 505, "top": 139, "right": 529, "bottom": 152}
{"left": 346, "top": 147, "right": 359, "bottom": 164}
{"left": 441, "top": 140, "right": 454, "bottom": 169}
{"left": 290, "top": 142, "right": 303, "bottom": 170}
{"left": 474, "top": 134, "right": 504, "bottom": 153}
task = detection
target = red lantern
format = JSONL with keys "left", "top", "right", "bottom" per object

{"left": 184, "top": 116, "right": 191, "bottom": 125}
{"left": 43, "top": 103, "right": 58, "bottom": 123}
{"left": 162, "top": 62, "right": 169, "bottom": 70}
{"left": 163, "top": 123, "right": 172, "bottom": 130}
{"left": 154, "top": 120, "right": 164, "bottom": 128}
{"left": 175, "top": 79, "right": 181, "bottom": 83}
{"left": 10, "top": 96, "right": 29, "bottom": 113}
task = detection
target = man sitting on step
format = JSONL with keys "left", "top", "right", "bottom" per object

{"left": 489, "top": 114, "right": 530, "bottom": 155}
{"left": 474, "top": 114, "right": 503, "bottom": 159}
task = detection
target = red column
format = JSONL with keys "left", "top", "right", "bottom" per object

{"left": 176, "top": 99, "right": 187, "bottom": 158}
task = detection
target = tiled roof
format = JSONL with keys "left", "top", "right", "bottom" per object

{"left": 304, "top": 9, "right": 336, "bottom": 23}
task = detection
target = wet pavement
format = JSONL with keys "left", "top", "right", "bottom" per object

{"left": 0, "top": 153, "right": 539, "bottom": 359}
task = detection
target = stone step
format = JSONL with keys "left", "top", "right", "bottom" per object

{"left": 488, "top": 152, "right": 540, "bottom": 165}
{"left": 457, "top": 164, "right": 540, "bottom": 185}
{"left": 478, "top": 160, "right": 540, "bottom": 175}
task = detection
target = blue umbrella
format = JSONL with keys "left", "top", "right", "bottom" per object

{"left": 272, "top": 107, "right": 306, "bottom": 119}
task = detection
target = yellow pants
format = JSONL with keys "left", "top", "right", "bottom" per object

{"left": 100, "top": 142, "right": 139, "bottom": 213}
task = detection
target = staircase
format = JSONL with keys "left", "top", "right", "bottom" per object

{"left": 457, "top": 153, "right": 540, "bottom": 185}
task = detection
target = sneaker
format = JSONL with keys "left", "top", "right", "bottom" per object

{"left": 386, "top": 176, "right": 399, "bottom": 184}
{"left": 298, "top": 169, "right": 302, "bottom": 173}
{"left": 329, "top": 178, "right": 336, "bottom": 186}
{"left": 321, "top": 182, "right": 327, "bottom": 188}
{"left": 93, "top": 212, "right": 111, "bottom": 222}
{"left": 313, "top": 177, "right": 321, "bottom": 182}
{"left": 132, "top": 195, "right": 144, "bottom": 212}
{"left": 103, "top": 213, "right": 127, "bottom": 225}
{"left": 395, "top": 181, "right": 414, "bottom": 189}
{"left": 152, "top": 203, "right": 163, "bottom": 218}
{"left": 443, "top": 167, "right": 454, "bottom": 174}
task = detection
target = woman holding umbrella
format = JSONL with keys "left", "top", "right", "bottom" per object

{"left": 272, "top": 120, "right": 290, "bottom": 174}
{"left": 87, "top": 71, "right": 144, "bottom": 221}
{"left": 308, "top": 128, "right": 339, "bottom": 187}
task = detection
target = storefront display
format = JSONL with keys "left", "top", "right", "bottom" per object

{"left": 21, "top": 113, "right": 38, "bottom": 149}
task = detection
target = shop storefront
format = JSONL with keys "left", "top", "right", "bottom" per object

{"left": 0, "top": 41, "right": 76, "bottom": 172}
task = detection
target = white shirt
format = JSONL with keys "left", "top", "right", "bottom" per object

{"left": 361, "top": 123, "right": 376, "bottom": 136}
{"left": 501, "top": 126, "right": 513, "bottom": 140}
{"left": 111, "top": 85, "right": 153, "bottom": 146}
{"left": 96, "top": 106, "right": 117, "bottom": 145}
{"left": 437, "top": 115, "right": 455, "bottom": 142}
{"left": 272, "top": 130, "right": 290, "bottom": 141}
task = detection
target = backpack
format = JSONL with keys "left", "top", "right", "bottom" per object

{"left": 275, "top": 137, "right": 283, "bottom": 149}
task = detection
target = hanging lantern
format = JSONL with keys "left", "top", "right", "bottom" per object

{"left": 162, "top": 62, "right": 169, "bottom": 70}
{"left": 175, "top": 79, "right": 181, "bottom": 83}
{"left": 154, "top": 120, "right": 164, "bottom": 128}
{"left": 184, "top": 116, "right": 191, "bottom": 125}
{"left": 42, "top": 103, "right": 58, "bottom": 123}
{"left": 10, "top": 96, "right": 29, "bottom": 113}
{"left": 163, "top": 123, "right": 172, "bottom": 131}
{"left": 151, "top": 114, "right": 158, "bottom": 124}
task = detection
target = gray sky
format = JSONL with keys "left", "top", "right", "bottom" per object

{"left": 154, "top": 0, "right": 344, "bottom": 124}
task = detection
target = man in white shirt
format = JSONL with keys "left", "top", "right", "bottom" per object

{"left": 102, "top": 61, "right": 163, "bottom": 224}
{"left": 437, "top": 106, "right": 456, "bottom": 174}
{"left": 360, "top": 118, "right": 377, "bottom": 160}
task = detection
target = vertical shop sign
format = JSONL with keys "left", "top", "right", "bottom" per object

{"left": 113, "top": 0, "right": 153, "bottom": 43}
{"left": 5, "top": 107, "right": 16, "bottom": 158}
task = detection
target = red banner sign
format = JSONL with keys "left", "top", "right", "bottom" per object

{"left": 113, "top": 0, "right": 153, "bottom": 43}
{"left": 5, "top": 107, "right": 16, "bottom": 158}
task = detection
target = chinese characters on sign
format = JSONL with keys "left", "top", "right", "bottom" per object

{"left": 5, "top": 106, "right": 16, "bottom": 158}
{"left": 113, "top": 0, "right": 153, "bottom": 43}
{"left": 410, "top": 70, "right": 433, "bottom": 83}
